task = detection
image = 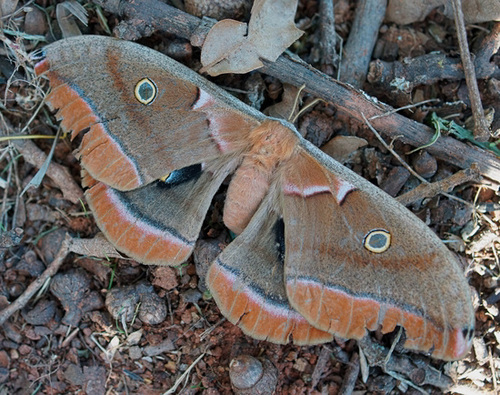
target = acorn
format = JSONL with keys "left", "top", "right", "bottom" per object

{"left": 229, "top": 355, "right": 278, "bottom": 395}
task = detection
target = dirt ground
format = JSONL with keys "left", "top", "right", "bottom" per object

{"left": 0, "top": 0, "right": 499, "bottom": 394}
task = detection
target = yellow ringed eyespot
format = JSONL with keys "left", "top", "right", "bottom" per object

{"left": 363, "top": 229, "right": 391, "bottom": 253}
{"left": 134, "top": 78, "right": 157, "bottom": 105}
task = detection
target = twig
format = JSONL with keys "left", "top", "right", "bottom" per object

{"left": 339, "top": 352, "right": 360, "bottom": 395}
{"left": 397, "top": 165, "right": 481, "bottom": 206}
{"left": 361, "top": 113, "right": 478, "bottom": 204}
{"left": 0, "top": 233, "right": 72, "bottom": 326}
{"left": 13, "top": 137, "right": 83, "bottom": 203}
{"left": 368, "top": 52, "right": 500, "bottom": 91}
{"left": 369, "top": 99, "right": 439, "bottom": 119}
{"left": 386, "top": 371, "right": 428, "bottom": 395}
{"left": 61, "top": 327, "right": 80, "bottom": 348}
{"left": 451, "top": 0, "right": 490, "bottom": 142}
{"left": 90, "top": 0, "right": 500, "bottom": 182}
{"left": 339, "top": 0, "right": 387, "bottom": 88}
{"left": 163, "top": 353, "right": 206, "bottom": 395}
{"left": 310, "top": 346, "right": 332, "bottom": 390}
{"left": 70, "top": 233, "right": 124, "bottom": 260}
{"left": 318, "top": 0, "right": 338, "bottom": 76}
{"left": 1, "top": 118, "right": 83, "bottom": 204}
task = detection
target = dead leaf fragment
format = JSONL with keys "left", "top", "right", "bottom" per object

{"left": 56, "top": 0, "right": 88, "bottom": 38}
{"left": 50, "top": 269, "right": 104, "bottom": 327}
{"left": 321, "top": 136, "right": 368, "bottom": 164}
{"left": 201, "top": 0, "right": 303, "bottom": 76}
{"left": 264, "top": 83, "right": 301, "bottom": 121}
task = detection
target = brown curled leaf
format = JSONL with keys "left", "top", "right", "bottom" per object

{"left": 200, "top": 0, "right": 303, "bottom": 76}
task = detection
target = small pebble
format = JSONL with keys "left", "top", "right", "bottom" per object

{"left": 412, "top": 151, "right": 437, "bottom": 178}
{"left": 181, "top": 288, "right": 202, "bottom": 304}
{"left": 128, "top": 346, "right": 143, "bottom": 360}
{"left": 24, "top": 7, "right": 48, "bottom": 35}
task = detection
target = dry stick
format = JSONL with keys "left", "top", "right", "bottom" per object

{"left": 163, "top": 353, "right": 206, "bottom": 395}
{"left": 368, "top": 52, "right": 500, "bottom": 91}
{"left": 0, "top": 233, "right": 72, "bottom": 326}
{"left": 0, "top": 149, "right": 13, "bottom": 228}
{"left": 91, "top": 0, "right": 500, "bottom": 182}
{"left": 1, "top": 119, "right": 83, "bottom": 204}
{"left": 13, "top": 137, "right": 83, "bottom": 203}
{"left": 339, "top": 352, "right": 360, "bottom": 395}
{"left": 397, "top": 165, "right": 481, "bottom": 206}
{"left": 368, "top": 23, "right": 500, "bottom": 90}
{"left": 318, "top": 0, "right": 338, "bottom": 76}
{"left": 451, "top": 0, "right": 490, "bottom": 142}
{"left": 70, "top": 233, "right": 124, "bottom": 260}
{"left": 361, "top": 113, "right": 480, "bottom": 208}
{"left": 310, "top": 346, "right": 332, "bottom": 390}
{"left": 339, "top": 0, "right": 387, "bottom": 87}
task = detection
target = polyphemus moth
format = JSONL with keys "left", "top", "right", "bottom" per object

{"left": 35, "top": 35, "right": 474, "bottom": 360}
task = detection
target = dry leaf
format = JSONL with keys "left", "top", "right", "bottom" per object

{"left": 56, "top": 0, "right": 88, "bottom": 38}
{"left": 264, "top": 83, "right": 301, "bottom": 121}
{"left": 321, "top": 136, "right": 368, "bottom": 164}
{"left": 386, "top": 0, "right": 500, "bottom": 25}
{"left": 200, "top": 0, "right": 303, "bottom": 76}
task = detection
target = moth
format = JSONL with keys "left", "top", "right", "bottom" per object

{"left": 35, "top": 35, "right": 474, "bottom": 360}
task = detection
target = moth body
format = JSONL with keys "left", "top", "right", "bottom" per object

{"left": 35, "top": 35, "right": 475, "bottom": 361}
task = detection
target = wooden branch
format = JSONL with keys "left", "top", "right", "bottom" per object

{"left": 451, "top": 0, "right": 490, "bottom": 142}
{"left": 339, "top": 352, "right": 360, "bottom": 395}
{"left": 70, "top": 233, "right": 124, "bottom": 259}
{"left": 0, "top": 234, "right": 129, "bottom": 326}
{"left": 12, "top": 138, "right": 83, "bottom": 204}
{"left": 397, "top": 165, "right": 482, "bottom": 206}
{"left": 92, "top": 0, "right": 500, "bottom": 183}
{"left": 339, "top": 0, "right": 387, "bottom": 87}
{"left": 318, "top": 0, "right": 338, "bottom": 76}
{"left": 0, "top": 233, "right": 72, "bottom": 326}
{"left": 368, "top": 52, "right": 500, "bottom": 91}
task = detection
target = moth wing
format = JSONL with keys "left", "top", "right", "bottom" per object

{"left": 83, "top": 159, "right": 233, "bottom": 266}
{"left": 35, "top": 35, "right": 262, "bottom": 191}
{"left": 207, "top": 195, "right": 333, "bottom": 345}
{"left": 281, "top": 144, "right": 474, "bottom": 360}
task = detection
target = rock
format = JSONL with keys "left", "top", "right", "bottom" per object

{"left": 105, "top": 282, "right": 166, "bottom": 325}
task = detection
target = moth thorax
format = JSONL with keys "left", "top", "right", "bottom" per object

{"left": 248, "top": 120, "right": 299, "bottom": 165}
